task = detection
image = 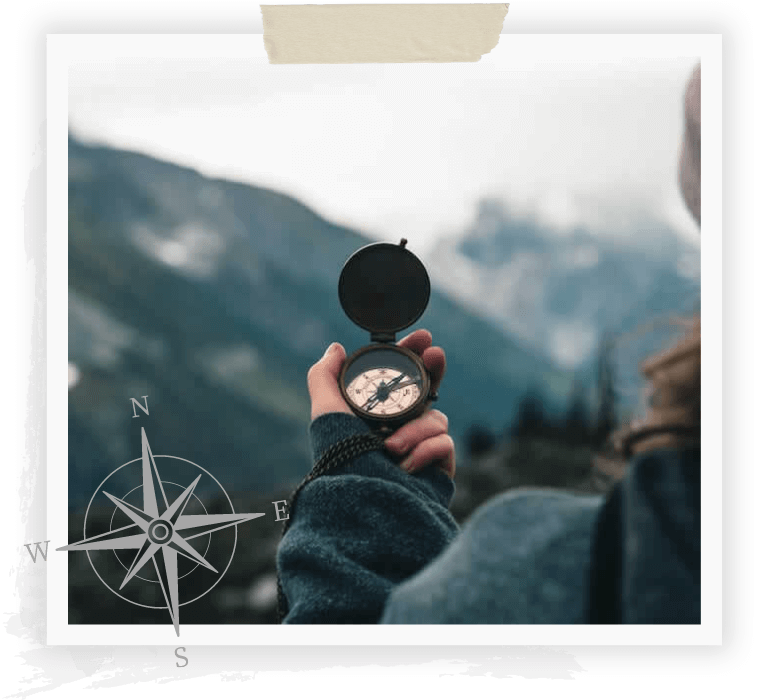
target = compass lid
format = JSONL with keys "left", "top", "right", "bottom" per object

{"left": 338, "top": 239, "right": 430, "bottom": 340}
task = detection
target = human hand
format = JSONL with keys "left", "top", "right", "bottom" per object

{"left": 383, "top": 408, "right": 455, "bottom": 479}
{"left": 306, "top": 329, "right": 454, "bottom": 477}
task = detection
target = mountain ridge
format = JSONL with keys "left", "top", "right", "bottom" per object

{"left": 426, "top": 197, "right": 700, "bottom": 373}
{"left": 67, "top": 136, "right": 574, "bottom": 506}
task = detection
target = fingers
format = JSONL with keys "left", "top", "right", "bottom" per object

{"left": 307, "top": 342, "right": 353, "bottom": 420}
{"left": 306, "top": 329, "right": 445, "bottom": 421}
{"left": 397, "top": 329, "right": 446, "bottom": 395}
{"left": 400, "top": 433, "right": 456, "bottom": 479}
{"left": 421, "top": 346, "right": 446, "bottom": 395}
{"left": 307, "top": 332, "right": 450, "bottom": 478}
{"left": 384, "top": 409, "right": 448, "bottom": 455}
{"left": 396, "top": 329, "right": 432, "bottom": 355}
{"left": 384, "top": 409, "right": 455, "bottom": 479}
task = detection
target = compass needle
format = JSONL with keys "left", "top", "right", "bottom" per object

{"left": 141, "top": 428, "right": 169, "bottom": 518}
{"left": 393, "top": 378, "right": 420, "bottom": 391}
{"left": 121, "top": 540, "right": 160, "bottom": 589}
{"left": 167, "top": 533, "right": 218, "bottom": 573}
{"left": 63, "top": 416, "right": 268, "bottom": 635}
{"left": 57, "top": 522, "right": 146, "bottom": 551}
{"left": 153, "top": 547, "right": 181, "bottom": 637}
{"left": 60, "top": 533, "right": 148, "bottom": 551}
{"left": 175, "top": 512, "right": 266, "bottom": 540}
{"left": 102, "top": 492, "right": 151, "bottom": 531}
{"left": 162, "top": 474, "right": 202, "bottom": 524}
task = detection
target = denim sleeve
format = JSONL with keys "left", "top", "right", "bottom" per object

{"left": 276, "top": 412, "right": 460, "bottom": 624}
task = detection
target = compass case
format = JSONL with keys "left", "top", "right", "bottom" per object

{"left": 338, "top": 342, "right": 431, "bottom": 427}
{"left": 338, "top": 241, "right": 430, "bottom": 340}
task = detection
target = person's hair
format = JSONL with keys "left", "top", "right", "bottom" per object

{"left": 593, "top": 63, "right": 701, "bottom": 482}
{"left": 615, "top": 315, "right": 700, "bottom": 458}
{"left": 591, "top": 316, "right": 700, "bottom": 483}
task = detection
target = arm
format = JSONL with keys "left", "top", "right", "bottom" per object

{"left": 277, "top": 412, "right": 459, "bottom": 623}
{"left": 378, "top": 446, "right": 699, "bottom": 625}
{"left": 379, "top": 488, "right": 603, "bottom": 624}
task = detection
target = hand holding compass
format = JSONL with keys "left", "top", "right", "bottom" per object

{"left": 306, "top": 238, "right": 454, "bottom": 473}
{"left": 307, "top": 330, "right": 454, "bottom": 476}
{"left": 308, "top": 330, "right": 445, "bottom": 423}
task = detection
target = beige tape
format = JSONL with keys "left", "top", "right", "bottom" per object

{"left": 261, "top": 4, "right": 509, "bottom": 64}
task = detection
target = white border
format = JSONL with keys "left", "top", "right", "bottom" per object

{"left": 48, "top": 33, "right": 721, "bottom": 646}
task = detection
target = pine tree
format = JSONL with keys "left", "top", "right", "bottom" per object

{"left": 595, "top": 331, "right": 618, "bottom": 447}
{"left": 510, "top": 387, "right": 546, "bottom": 440}
{"left": 564, "top": 378, "right": 591, "bottom": 445}
{"left": 464, "top": 424, "right": 497, "bottom": 457}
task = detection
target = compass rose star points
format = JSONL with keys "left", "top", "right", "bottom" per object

{"left": 59, "top": 428, "right": 267, "bottom": 637}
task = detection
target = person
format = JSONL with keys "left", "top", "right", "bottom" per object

{"left": 276, "top": 64, "right": 702, "bottom": 624}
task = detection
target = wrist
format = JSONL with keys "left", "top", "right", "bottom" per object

{"left": 309, "top": 412, "right": 376, "bottom": 463}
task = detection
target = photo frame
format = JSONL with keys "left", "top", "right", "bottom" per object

{"left": 14, "top": 3, "right": 753, "bottom": 687}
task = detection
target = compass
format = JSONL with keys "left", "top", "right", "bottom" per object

{"left": 58, "top": 425, "right": 265, "bottom": 637}
{"left": 337, "top": 238, "right": 433, "bottom": 432}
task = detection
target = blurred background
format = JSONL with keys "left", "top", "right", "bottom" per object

{"left": 67, "top": 52, "right": 701, "bottom": 624}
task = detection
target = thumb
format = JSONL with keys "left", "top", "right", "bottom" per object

{"left": 307, "top": 343, "right": 352, "bottom": 420}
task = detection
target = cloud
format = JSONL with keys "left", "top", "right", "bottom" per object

{"left": 549, "top": 321, "right": 599, "bottom": 369}
{"left": 69, "top": 55, "right": 700, "bottom": 251}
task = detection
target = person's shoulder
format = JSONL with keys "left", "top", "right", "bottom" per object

{"left": 470, "top": 487, "right": 603, "bottom": 541}
{"left": 450, "top": 487, "right": 604, "bottom": 590}
{"left": 382, "top": 488, "right": 604, "bottom": 624}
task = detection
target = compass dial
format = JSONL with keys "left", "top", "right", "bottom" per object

{"left": 339, "top": 344, "right": 430, "bottom": 424}
{"left": 346, "top": 367, "right": 422, "bottom": 416}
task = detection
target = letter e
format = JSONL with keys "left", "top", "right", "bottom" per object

{"left": 272, "top": 500, "right": 289, "bottom": 521}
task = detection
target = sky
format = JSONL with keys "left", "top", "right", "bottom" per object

{"left": 68, "top": 46, "right": 701, "bottom": 256}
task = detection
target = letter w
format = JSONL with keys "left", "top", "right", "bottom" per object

{"left": 24, "top": 541, "right": 51, "bottom": 563}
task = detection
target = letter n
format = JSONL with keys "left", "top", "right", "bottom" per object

{"left": 130, "top": 396, "right": 149, "bottom": 418}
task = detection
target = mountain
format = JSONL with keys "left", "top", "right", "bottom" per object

{"left": 67, "top": 136, "right": 574, "bottom": 508}
{"left": 425, "top": 198, "right": 701, "bottom": 411}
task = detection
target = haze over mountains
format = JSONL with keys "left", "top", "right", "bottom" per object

{"left": 68, "top": 136, "right": 583, "bottom": 507}
{"left": 425, "top": 197, "right": 701, "bottom": 417}
{"left": 427, "top": 197, "right": 700, "bottom": 369}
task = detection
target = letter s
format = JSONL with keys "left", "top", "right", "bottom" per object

{"left": 175, "top": 647, "right": 188, "bottom": 667}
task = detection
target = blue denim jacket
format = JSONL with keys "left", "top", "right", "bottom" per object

{"left": 276, "top": 413, "right": 700, "bottom": 624}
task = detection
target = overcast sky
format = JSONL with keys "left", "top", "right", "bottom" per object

{"left": 68, "top": 46, "right": 701, "bottom": 255}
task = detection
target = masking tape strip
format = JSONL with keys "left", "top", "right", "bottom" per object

{"left": 261, "top": 4, "right": 510, "bottom": 64}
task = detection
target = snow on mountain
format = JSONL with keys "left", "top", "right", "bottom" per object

{"left": 426, "top": 198, "right": 701, "bottom": 373}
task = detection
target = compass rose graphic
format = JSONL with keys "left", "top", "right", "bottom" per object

{"left": 58, "top": 426, "right": 265, "bottom": 636}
